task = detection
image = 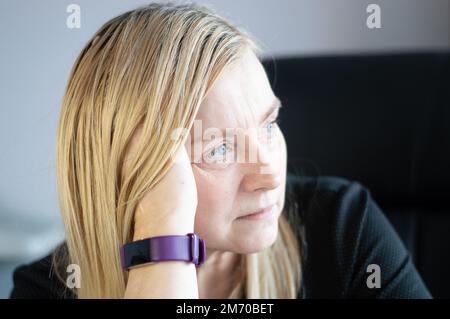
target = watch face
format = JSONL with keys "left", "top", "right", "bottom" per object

{"left": 122, "top": 238, "right": 152, "bottom": 269}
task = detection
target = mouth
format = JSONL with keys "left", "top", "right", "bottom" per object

{"left": 237, "top": 204, "right": 276, "bottom": 221}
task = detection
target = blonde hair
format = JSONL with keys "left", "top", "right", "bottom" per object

{"left": 54, "top": 2, "right": 301, "bottom": 298}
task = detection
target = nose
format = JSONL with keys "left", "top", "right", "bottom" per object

{"left": 242, "top": 171, "right": 282, "bottom": 192}
{"left": 240, "top": 143, "right": 282, "bottom": 193}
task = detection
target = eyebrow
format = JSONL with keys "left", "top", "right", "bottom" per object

{"left": 260, "top": 96, "right": 282, "bottom": 123}
{"left": 191, "top": 96, "right": 283, "bottom": 144}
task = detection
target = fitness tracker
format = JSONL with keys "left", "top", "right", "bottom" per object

{"left": 120, "top": 233, "right": 206, "bottom": 270}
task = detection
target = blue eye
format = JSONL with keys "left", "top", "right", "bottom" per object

{"left": 211, "top": 143, "right": 228, "bottom": 157}
{"left": 266, "top": 119, "right": 279, "bottom": 138}
{"left": 205, "top": 143, "right": 232, "bottom": 163}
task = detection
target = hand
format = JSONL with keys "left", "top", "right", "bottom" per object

{"left": 132, "top": 145, "right": 198, "bottom": 240}
{"left": 123, "top": 134, "right": 199, "bottom": 299}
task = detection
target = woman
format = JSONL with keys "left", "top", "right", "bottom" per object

{"left": 10, "top": 3, "right": 430, "bottom": 299}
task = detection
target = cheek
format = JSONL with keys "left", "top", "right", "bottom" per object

{"left": 274, "top": 133, "right": 288, "bottom": 212}
{"left": 272, "top": 131, "right": 288, "bottom": 174}
{"left": 280, "top": 134, "right": 287, "bottom": 171}
{"left": 191, "top": 165, "right": 238, "bottom": 229}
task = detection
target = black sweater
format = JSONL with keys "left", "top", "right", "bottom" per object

{"left": 9, "top": 175, "right": 432, "bottom": 298}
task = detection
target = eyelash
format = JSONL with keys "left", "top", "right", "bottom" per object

{"left": 269, "top": 118, "right": 280, "bottom": 128}
{"left": 204, "top": 143, "right": 232, "bottom": 161}
{"left": 265, "top": 117, "right": 281, "bottom": 138}
{"left": 202, "top": 116, "right": 281, "bottom": 164}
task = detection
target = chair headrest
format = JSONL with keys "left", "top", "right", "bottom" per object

{"left": 262, "top": 53, "right": 450, "bottom": 209}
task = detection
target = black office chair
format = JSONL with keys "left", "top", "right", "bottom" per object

{"left": 262, "top": 52, "right": 450, "bottom": 298}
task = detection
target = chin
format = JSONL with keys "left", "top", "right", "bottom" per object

{"left": 233, "top": 219, "right": 280, "bottom": 254}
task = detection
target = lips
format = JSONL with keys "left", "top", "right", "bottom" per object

{"left": 238, "top": 204, "right": 276, "bottom": 220}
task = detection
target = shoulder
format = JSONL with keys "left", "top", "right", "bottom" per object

{"left": 287, "top": 174, "right": 372, "bottom": 246}
{"left": 9, "top": 244, "right": 75, "bottom": 299}
{"left": 287, "top": 174, "right": 431, "bottom": 298}
{"left": 287, "top": 174, "right": 373, "bottom": 238}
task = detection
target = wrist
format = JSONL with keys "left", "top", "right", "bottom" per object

{"left": 122, "top": 232, "right": 206, "bottom": 270}
{"left": 133, "top": 219, "right": 194, "bottom": 241}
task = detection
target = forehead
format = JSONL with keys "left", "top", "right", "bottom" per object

{"left": 195, "top": 48, "right": 275, "bottom": 127}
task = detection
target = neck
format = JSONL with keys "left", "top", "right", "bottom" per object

{"left": 196, "top": 248, "right": 241, "bottom": 299}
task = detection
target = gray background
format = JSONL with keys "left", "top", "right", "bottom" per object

{"left": 1, "top": 0, "right": 449, "bottom": 298}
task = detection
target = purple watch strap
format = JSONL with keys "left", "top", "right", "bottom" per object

{"left": 120, "top": 233, "right": 206, "bottom": 270}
